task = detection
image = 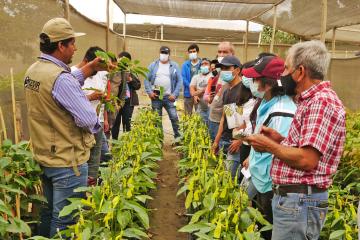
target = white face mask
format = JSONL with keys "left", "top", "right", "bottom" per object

{"left": 189, "top": 52, "right": 197, "bottom": 60}
{"left": 217, "top": 56, "right": 224, "bottom": 63}
{"left": 160, "top": 54, "right": 169, "bottom": 62}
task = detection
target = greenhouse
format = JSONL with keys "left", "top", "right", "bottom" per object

{"left": 0, "top": 0, "right": 359, "bottom": 239}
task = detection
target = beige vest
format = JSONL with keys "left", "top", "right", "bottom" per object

{"left": 24, "top": 59, "right": 95, "bottom": 171}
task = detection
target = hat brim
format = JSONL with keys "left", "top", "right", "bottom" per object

{"left": 74, "top": 32, "right": 86, "bottom": 37}
{"left": 241, "top": 67, "right": 262, "bottom": 78}
{"left": 216, "top": 62, "right": 238, "bottom": 68}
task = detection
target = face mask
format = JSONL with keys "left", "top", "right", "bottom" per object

{"left": 251, "top": 81, "right": 265, "bottom": 98}
{"left": 279, "top": 72, "right": 297, "bottom": 95}
{"left": 200, "top": 66, "right": 209, "bottom": 74}
{"left": 220, "top": 70, "right": 234, "bottom": 83}
{"left": 189, "top": 52, "right": 197, "bottom": 60}
{"left": 217, "top": 56, "right": 224, "bottom": 63}
{"left": 242, "top": 76, "right": 252, "bottom": 88}
{"left": 160, "top": 54, "right": 169, "bottom": 62}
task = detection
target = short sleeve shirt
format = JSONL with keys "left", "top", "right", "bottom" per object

{"left": 270, "top": 81, "right": 346, "bottom": 189}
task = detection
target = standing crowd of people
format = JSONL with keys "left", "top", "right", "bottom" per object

{"left": 25, "top": 18, "right": 346, "bottom": 240}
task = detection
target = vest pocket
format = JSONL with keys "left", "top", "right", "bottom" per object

{"left": 83, "top": 133, "right": 96, "bottom": 148}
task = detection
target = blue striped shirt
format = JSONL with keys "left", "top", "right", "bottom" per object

{"left": 40, "top": 54, "right": 101, "bottom": 134}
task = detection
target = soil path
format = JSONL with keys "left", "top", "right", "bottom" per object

{"left": 148, "top": 112, "right": 188, "bottom": 240}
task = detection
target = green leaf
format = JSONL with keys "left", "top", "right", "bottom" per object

{"left": 194, "top": 232, "right": 214, "bottom": 240}
{"left": 329, "top": 230, "right": 345, "bottom": 239}
{"left": 82, "top": 227, "right": 91, "bottom": 240}
{"left": 124, "top": 200, "right": 149, "bottom": 229}
{"left": 0, "top": 184, "right": 27, "bottom": 196}
{"left": 135, "top": 195, "right": 153, "bottom": 203}
{"left": 123, "top": 228, "right": 148, "bottom": 239}
{"left": 0, "top": 157, "right": 11, "bottom": 168}
{"left": 178, "top": 222, "right": 213, "bottom": 233}
{"left": 6, "top": 217, "right": 31, "bottom": 236}
{"left": 58, "top": 199, "right": 82, "bottom": 217}
{"left": 176, "top": 185, "right": 188, "bottom": 196}
{"left": 117, "top": 210, "right": 132, "bottom": 229}
{"left": 259, "top": 224, "right": 273, "bottom": 232}
{"left": 185, "top": 190, "right": 193, "bottom": 209}
{"left": 189, "top": 209, "right": 208, "bottom": 224}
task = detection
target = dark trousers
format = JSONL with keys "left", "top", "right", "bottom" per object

{"left": 256, "top": 190, "right": 274, "bottom": 240}
{"left": 111, "top": 100, "right": 134, "bottom": 140}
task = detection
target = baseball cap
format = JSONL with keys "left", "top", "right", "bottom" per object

{"left": 242, "top": 56, "right": 284, "bottom": 79}
{"left": 216, "top": 56, "right": 242, "bottom": 68}
{"left": 160, "top": 46, "right": 170, "bottom": 54}
{"left": 41, "top": 18, "right": 85, "bottom": 43}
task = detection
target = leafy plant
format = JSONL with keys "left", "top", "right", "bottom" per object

{"left": 0, "top": 140, "right": 44, "bottom": 239}
{"left": 55, "top": 108, "right": 163, "bottom": 239}
{"left": 176, "top": 114, "right": 271, "bottom": 239}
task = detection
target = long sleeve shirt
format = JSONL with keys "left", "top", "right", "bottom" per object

{"left": 40, "top": 54, "right": 101, "bottom": 134}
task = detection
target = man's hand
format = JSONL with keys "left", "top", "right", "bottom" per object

{"left": 91, "top": 57, "right": 116, "bottom": 72}
{"left": 243, "top": 157, "right": 249, "bottom": 169}
{"left": 212, "top": 141, "right": 219, "bottom": 153}
{"left": 168, "top": 95, "right": 176, "bottom": 102}
{"left": 246, "top": 134, "right": 275, "bottom": 152}
{"left": 87, "top": 91, "right": 104, "bottom": 101}
{"left": 103, "top": 120, "right": 109, "bottom": 132}
{"left": 193, "top": 96, "right": 200, "bottom": 104}
{"left": 260, "top": 126, "right": 284, "bottom": 143}
{"left": 148, "top": 92, "right": 158, "bottom": 100}
{"left": 228, "top": 139, "right": 242, "bottom": 154}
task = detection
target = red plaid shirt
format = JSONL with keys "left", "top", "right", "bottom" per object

{"left": 271, "top": 81, "right": 346, "bottom": 189}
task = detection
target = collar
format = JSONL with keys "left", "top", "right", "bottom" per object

{"left": 39, "top": 53, "right": 71, "bottom": 72}
{"left": 299, "top": 81, "right": 331, "bottom": 101}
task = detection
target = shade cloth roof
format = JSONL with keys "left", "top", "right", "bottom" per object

{"left": 114, "top": 0, "right": 360, "bottom": 41}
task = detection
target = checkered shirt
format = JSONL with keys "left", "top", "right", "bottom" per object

{"left": 270, "top": 81, "right": 346, "bottom": 189}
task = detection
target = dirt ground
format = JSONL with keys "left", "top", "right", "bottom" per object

{"left": 137, "top": 94, "right": 188, "bottom": 240}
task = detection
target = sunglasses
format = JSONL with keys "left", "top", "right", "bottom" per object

{"left": 160, "top": 51, "right": 169, "bottom": 54}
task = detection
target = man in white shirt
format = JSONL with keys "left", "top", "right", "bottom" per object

{"left": 144, "top": 46, "right": 183, "bottom": 138}
{"left": 72, "top": 46, "right": 109, "bottom": 184}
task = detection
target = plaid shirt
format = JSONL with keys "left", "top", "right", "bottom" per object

{"left": 271, "top": 81, "right": 346, "bottom": 189}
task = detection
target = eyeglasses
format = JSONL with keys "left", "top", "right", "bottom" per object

{"left": 160, "top": 51, "right": 169, "bottom": 54}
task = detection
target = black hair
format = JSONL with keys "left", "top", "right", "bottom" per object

{"left": 241, "top": 60, "right": 256, "bottom": 69}
{"left": 211, "top": 59, "right": 218, "bottom": 65}
{"left": 118, "top": 51, "right": 132, "bottom": 60}
{"left": 201, "top": 58, "right": 211, "bottom": 64}
{"left": 258, "top": 52, "right": 276, "bottom": 59}
{"left": 84, "top": 46, "right": 104, "bottom": 62}
{"left": 257, "top": 77, "right": 294, "bottom": 97}
{"left": 39, "top": 33, "right": 73, "bottom": 54}
{"left": 188, "top": 43, "right": 199, "bottom": 52}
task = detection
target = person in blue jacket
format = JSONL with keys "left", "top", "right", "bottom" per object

{"left": 144, "top": 46, "right": 182, "bottom": 138}
{"left": 182, "top": 43, "right": 201, "bottom": 115}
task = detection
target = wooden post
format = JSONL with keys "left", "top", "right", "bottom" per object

{"left": 106, "top": 0, "right": 110, "bottom": 51}
{"left": 244, "top": 20, "right": 249, "bottom": 62}
{"left": 161, "top": 24, "right": 164, "bottom": 40}
{"left": 10, "top": 68, "right": 18, "bottom": 144}
{"left": 320, "top": 0, "right": 328, "bottom": 43}
{"left": 123, "top": 14, "right": 127, "bottom": 51}
{"left": 64, "top": 0, "right": 70, "bottom": 22}
{"left": 16, "top": 193, "right": 23, "bottom": 240}
{"left": 0, "top": 106, "right": 7, "bottom": 143}
{"left": 16, "top": 102, "right": 22, "bottom": 141}
{"left": 270, "top": 5, "right": 277, "bottom": 53}
{"left": 331, "top": 27, "right": 336, "bottom": 55}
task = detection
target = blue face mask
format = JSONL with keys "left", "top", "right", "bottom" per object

{"left": 200, "top": 66, "right": 210, "bottom": 74}
{"left": 220, "top": 71, "right": 234, "bottom": 83}
{"left": 242, "top": 76, "right": 252, "bottom": 88}
{"left": 250, "top": 81, "right": 265, "bottom": 98}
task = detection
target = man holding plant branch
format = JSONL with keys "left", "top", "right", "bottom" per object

{"left": 24, "top": 18, "right": 114, "bottom": 237}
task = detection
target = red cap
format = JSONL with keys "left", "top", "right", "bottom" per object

{"left": 242, "top": 56, "right": 285, "bottom": 80}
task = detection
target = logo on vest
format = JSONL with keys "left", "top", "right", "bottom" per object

{"left": 24, "top": 77, "right": 40, "bottom": 92}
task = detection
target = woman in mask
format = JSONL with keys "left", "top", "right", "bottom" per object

{"left": 241, "top": 56, "right": 297, "bottom": 240}
{"left": 189, "top": 58, "right": 213, "bottom": 125}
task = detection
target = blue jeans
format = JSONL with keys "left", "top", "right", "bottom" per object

{"left": 151, "top": 97, "right": 180, "bottom": 138}
{"left": 272, "top": 191, "right": 328, "bottom": 240}
{"left": 209, "top": 120, "right": 219, "bottom": 142}
{"left": 38, "top": 163, "right": 88, "bottom": 238}
{"left": 88, "top": 127, "right": 103, "bottom": 179}
{"left": 100, "top": 132, "right": 111, "bottom": 163}
{"left": 197, "top": 109, "right": 209, "bottom": 127}
{"left": 219, "top": 138, "right": 241, "bottom": 180}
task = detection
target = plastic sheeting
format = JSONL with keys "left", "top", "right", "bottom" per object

{"left": 114, "top": 0, "right": 360, "bottom": 41}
